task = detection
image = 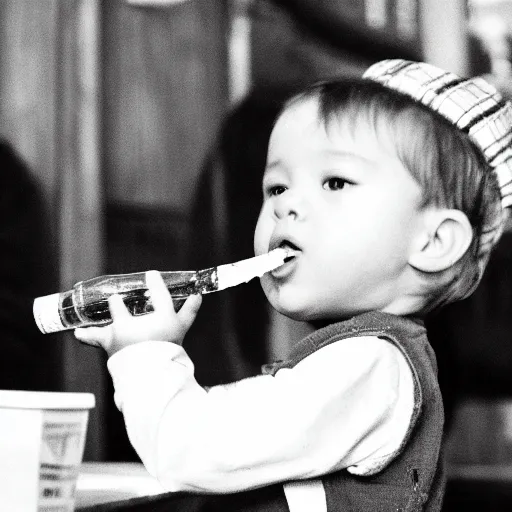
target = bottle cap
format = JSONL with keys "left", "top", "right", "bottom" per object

{"left": 33, "top": 293, "right": 65, "bottom": 334}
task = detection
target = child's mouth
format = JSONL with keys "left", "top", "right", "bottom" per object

{"left": 278, "top": 241, "right": 300, "bottom": 261}
{"left": 271, "top": 241, "right": 300, "bottom": 277}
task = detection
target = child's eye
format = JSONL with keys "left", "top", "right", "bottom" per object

{"left": 323, "top": 177, "right": 349, "bottom": 191}
{"left": 266, "top": 185, "right": 287, "bottom": 197}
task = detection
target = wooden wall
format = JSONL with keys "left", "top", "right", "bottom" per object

{"left": 0, "top": 0, "right": 229, "bottom": 460}
{"left": 103, "top": 1, "right": 228, "bottom": 213}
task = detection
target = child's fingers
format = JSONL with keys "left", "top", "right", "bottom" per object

{"left": 145, "top": 270, "right": 174, "bottom": 311}
{"left": 108, "top": 294, "right": 132, "bottom": 321}
{"left": 176, "top": 294, "right": 202, "bottom": 331}
{"left": 75, "top": 325, "right": 112, "bottom": 347}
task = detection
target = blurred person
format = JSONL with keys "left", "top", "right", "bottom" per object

{"left": 185, "top": 87, "right": 298, "bottom": 385}
{"left": 0, "top": 141, "right": 58, "bottom": 391}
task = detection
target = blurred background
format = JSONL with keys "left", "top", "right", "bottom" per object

{"left": 1, "top": 0, "right": 512, "bottom": 506}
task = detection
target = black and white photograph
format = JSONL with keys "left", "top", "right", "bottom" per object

{"left": 1, "top": 1, "right": 512, "bottom": 511}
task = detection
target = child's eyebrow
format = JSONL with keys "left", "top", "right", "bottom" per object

{"left": 263, "top": 160, "right": 282, "bottom": 176}
{"left": 322, "top": 149, "right": 375, "bottom": 165}
{"left": 266, "top": 151, "right": 371, "bottom": 167}
{"left": 265, "top": 160, "right": 279, "bottom": 170}
{"left": 263, "top": 150, "right": 376, "bottom": 178}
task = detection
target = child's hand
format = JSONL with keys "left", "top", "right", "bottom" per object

{"left": 74, "top": 270, "right": 202, "bottom": 358}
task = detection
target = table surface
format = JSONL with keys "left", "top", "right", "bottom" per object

{"left": 76, "top": 462, "right": 164, "bottom": 509}
{"left": 75, "top": 461, "right": 512, "bottom": 509}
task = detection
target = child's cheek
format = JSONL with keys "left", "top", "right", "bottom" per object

{"left": 253, "top": 214, "right": 271, "bottom": 255}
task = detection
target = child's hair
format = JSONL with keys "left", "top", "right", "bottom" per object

{"left": 282, "top": 78, "right": 504, "bottom": 312}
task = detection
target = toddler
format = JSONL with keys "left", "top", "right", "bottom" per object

{"left": 76, "top": 60, "right": 512, "bottom": 512}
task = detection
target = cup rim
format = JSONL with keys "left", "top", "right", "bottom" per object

{"left": 0, "top": 390, "right": 95, "bottom": 410}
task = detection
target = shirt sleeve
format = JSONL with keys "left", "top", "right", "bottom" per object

{"left": 107, "top": 335, "right": 414, "bottom": 493}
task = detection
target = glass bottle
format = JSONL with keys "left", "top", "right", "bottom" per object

{"left": 33, "top": 248, "right": 293, "bottom": 334}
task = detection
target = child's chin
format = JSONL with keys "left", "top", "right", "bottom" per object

{"left": 272, "top": 300, "right": 314, "bottom": 322}
{"left": 263, "top": 284, "right": 314, "bottom": 320}
{"left": 275, "top": 300, "right": 347, "bottom": 324}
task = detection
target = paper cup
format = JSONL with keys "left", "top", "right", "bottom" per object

{"left": 0, "top": 390, "right": 95, "bottom": 511}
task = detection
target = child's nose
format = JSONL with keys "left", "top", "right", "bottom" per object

{"left": 273, "top": 191, "right": 304, "bottom": 220}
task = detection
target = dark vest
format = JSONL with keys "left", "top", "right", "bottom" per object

{"left": 89, "top": 312, "right": 444, "bottom": 512}
{"left": 263, "top": 311, "right": 445, "bottom": 512}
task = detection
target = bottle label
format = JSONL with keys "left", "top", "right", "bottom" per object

{"left": 33, "top": 293, "right": 65, "bottom": 334}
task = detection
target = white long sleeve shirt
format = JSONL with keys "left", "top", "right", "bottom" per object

{"left": 107, "top": 335, "right": 414, "bottom": 509}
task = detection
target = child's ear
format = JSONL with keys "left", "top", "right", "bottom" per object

{"left": 409, "top": 209, "right": 473, "bottom": 273}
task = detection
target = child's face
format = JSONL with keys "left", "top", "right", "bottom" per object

{"left": 254, "top": 97, "right": 427, "bottom": 322}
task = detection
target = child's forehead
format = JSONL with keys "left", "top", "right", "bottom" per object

{"left": 276, "top": 96, "right": 323, "bottom": 128}
{"left": 280, "top": 95, "right": 386, "bottom": 135}
{"left": 274, "top": 95, "right": 400, "bottom": 155}
{"left": 266, "top": 103, "right": 411, "bottom": 178}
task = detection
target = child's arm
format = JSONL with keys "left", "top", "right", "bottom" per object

{"left": 74, "top": 270, "right": 202, "bottom": 357}
{"left": 75, "top": 272, "right": 414, "bottom": 494}
{"left": 106, "top": 333, "right": 414, "bottom": 493}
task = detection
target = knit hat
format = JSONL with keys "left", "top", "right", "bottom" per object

{"left": 363, "top": 60, "right": 512, "bottom": 284}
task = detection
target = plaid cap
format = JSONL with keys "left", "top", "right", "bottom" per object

{"left": 363, "top": 60, "right": 512, "bottom": 298}
{"left": 363, "top": 59, "right": 512, "bottom": 210}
